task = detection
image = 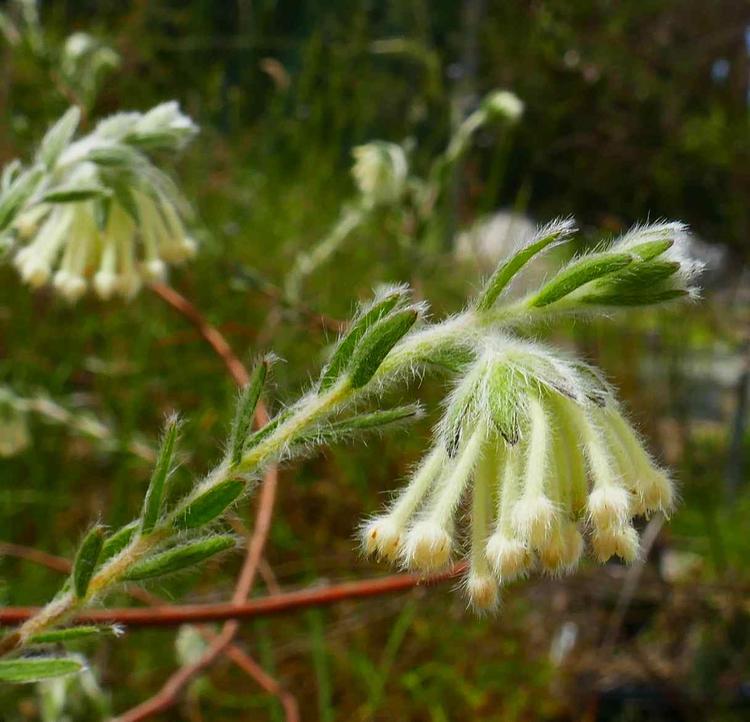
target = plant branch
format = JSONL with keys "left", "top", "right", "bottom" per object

{"left": 0, "top": 564, "right": 467, "bottom": 627}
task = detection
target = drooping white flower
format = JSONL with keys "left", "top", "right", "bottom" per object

{"left": 0, "top": 102, "right": 198, "bottom": 302}
{"left": 361, "top": 334, "right": 676, "bottom": 609}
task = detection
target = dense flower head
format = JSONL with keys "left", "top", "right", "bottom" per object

{"left": 481, "top": 90, "right": 525, "bottom": 123}
{"left": 362, "top": 334, "right": 677, "bottom": 611}
{"left": 351, "top": 141, "right": 408, "bottom": 206}
{"left": 0, "top": 102, "right": 198, "bottom": 301}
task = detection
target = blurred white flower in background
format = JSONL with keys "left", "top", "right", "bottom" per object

{"left": 482, "top": 90, "right": 525, "bottom": 123}
{"left": 351, "top": 141, "right": 408, "bottom": 206}
{"left": 456, "top": 210, "right": 537, "bottom": 268}
{"left": 0, "top": 101, "right": 198, "bottom": 302}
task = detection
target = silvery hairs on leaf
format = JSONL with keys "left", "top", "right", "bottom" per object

{"left": 361, "top": 219, "right": 701, "bottom": 610}
{"left": 1, "top": 101, "right": 198, "bottom": 302}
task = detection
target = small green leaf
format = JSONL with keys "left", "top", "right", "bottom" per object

{"left": 37, "top": 107, "right": 81, "bottom": 169}
{"left": 229, "top": 358, "right": 269, "bottom": 466}
{"left": 100, "top": 520, "right": 139, "bottom": 563}
{"left": 29, "top": 625, "right": 118, "bottom": 644}
{"left": 296, "top": 404, "right": 422, "bottom": 447}
{"left": 123, "top": 535, "right": 236, "bottom": 581}
{"left": 349, "top": 308, "right": 418, "bottom": 388}
{"left": 529, "top": 252, "right": 633, "bottom": 307}
{"left": 319, "top": 287, "right": 408, "bottom": 390}
{"left": 72, "top": 525, "right": 105, "bottom": 598}
{"left": 141, "top": 415, "right": 181, "bottom": 534}
{"left": 580, "top": 288, "right": 687, "bottom": 307}
{"left": 475, "top": 219, "right": 575, "bottom": 311}
{"left": 41, "top": 185, "right": 109, "bottom": 203}
{"left": 172, "top": 479, "right": 245, "bottom": 530}
{"left": 0, "top": 657, "right": 84, "bottom": 684}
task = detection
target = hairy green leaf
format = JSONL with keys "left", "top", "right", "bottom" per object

{"left": 229, "top": 358, "right": 269, "bottom": 466}
{"left": 475, "top": 219, "right": 575, "bottom": 311}
{"left": 123, "top": 535, "right": 236, "bottom": 581}
{"left": 296, "top": 404, "right": 422, "bottom": 447}
{"left": 319, "top": 287, "right": 408, "bottom": 390}
{"left": 72, "top": 525, "right": 105, "bottom": 598}
{"left": 29, "top": 625, "right": 118, "bottom": 644}
{"left": 529, "top": 252, "right": 633, "bottom": 307}
{"left": 100, "top": 520, "right": 139, "bottom": 563}
{"left": 37, "top": 107, "right": 81, "bottom": 169}
{"left": 173, "top": 479, "right": 245, "bottom": 530}
{"left": 141, "top": 415, "right": 181, "bottom": 534}
{"left": 349, "top": 308, "right": 418, "bottom": 388}
{"left": 0, "top": 657, "right": 83, "bottom": 684}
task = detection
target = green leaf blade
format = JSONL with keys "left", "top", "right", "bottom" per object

{"left": 0, "top": 657, "right": 84, "bottom": 684}
{"left": 529, "top": 252, "right": 633, "bottom": 308}
{"left": 229, "top": 358, "right": 269, "bottom": 466}
{"left": 349, "top": 308, "right": 419, "bottom": 388}
{"left": 72, "top": 525, "right": 105, "bottom": 598}
{"left": 475, "top": 218, "right": 575, "bottom": 311}
{"left": 141, "top": 415, "right": 181, "bottom": 534}
{"left": 123, "top": 535, "right": 236, "bottom": 581}
{"left": 173, "top": 479, "right": 245, "bottom": 530}
{"left": 319, "top": 286, "right": 408, "bottom": 390}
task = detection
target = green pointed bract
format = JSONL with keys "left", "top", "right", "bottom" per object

{"left": 475, "top": 222, "right": 574, "bottom": 311}
{"left": 37, "top": 107, "right": 81, "bottom": 169}
{"left": 229, "top": 358, "right": 269, "bottom": 466}
{"left": 0, "top": 657, "right": 84, "bottom": 684}
{"left": 529, "top": 252, "right": 633, "bottom": 307}
{"left": 173, "top": 479, "right": 245, "bottom": 530}
{"left": 628, "top": 238, "right": 674, "bottom": 261}
{"left": 349, "top": 308, "right": 418, "bottom": 388}
{"left": 29, "top": 626, "right": 116, "bottom": 644}
{"left": 487, "top": 365, "right": 522, "bottom": 444}
{"left": 72, "top": 525, "right": 105, "bottom": 598}
{"left": 141, "top": 415, "right": 181, "bottom": 534}
{"left": 443, "top": 368, "right": 485, "bottom": 457}
{"left": 100, "top": 520, "right": 139, "bottom": 563}
{"left": 123, "top": 535, "right": 236, "bottom": 581}
{"left": 319, "top": 288, "right": 407, "bottom": 390}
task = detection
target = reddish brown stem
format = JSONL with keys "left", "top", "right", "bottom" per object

{"left": 0, "top": 564, "right": 466, "bottom": 627}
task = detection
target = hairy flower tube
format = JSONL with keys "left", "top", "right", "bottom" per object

{"left": 0, "top": 101, "right": 198, "bottom": 301}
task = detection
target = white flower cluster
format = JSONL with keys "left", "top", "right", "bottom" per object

{"left": 351, "top": 141, "right": 408, "bottom": 206}
{"left": 361, "top": 220, "right": 703, "bottom": 610}
{"left": 1, "top": 102, "right": 198, "bottom": 302}
{"left": 362, "top": 338, "right": 674, "bottom": 609}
